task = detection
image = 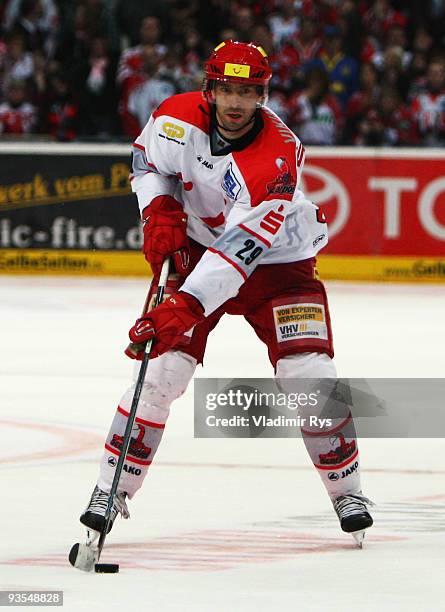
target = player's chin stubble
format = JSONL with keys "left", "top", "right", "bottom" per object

{"left": 218, "top": 109, "right": 254, "bottom": 133}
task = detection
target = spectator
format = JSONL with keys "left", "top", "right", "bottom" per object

{"left": 124, "top": 45, "right": 177, "bottom": 137}
{"left": 411, "top": 59, "right": 445, "bottom": 146}
{"left": 337, "top": 0, "right": 364, "bottom": 58}
{"left": 54, "top": 3, "right": 97, "bottom": 76}
{"left": 251, "top": 23, "right": 299, "bottom": 93}
{"left": 363, "top": 0, "right": 407, "bottom": 44}
{"left": 232, "top": 6, "right": 255, "bottom": 42}
{"left": 407, "top": 51, "right": 429, "bottom": 100}
{"left": 361, "top": 0, "right": 408, "bottom": 63}
{"left": 181, "top": 28, "right": 206, "bottom": 78}
{"left": 0, "top": 78, "right": 36, "bottom": 134}
{"left": 113, "top": 0, "right": 170, "bottom": 47}
{"left": 289, "top": 66, "right": 342, "bottom": 145}
{"left": 267, "top": 89, "right": 292, "bottom": 123}
{"left": 116, "top": 16, "right": 166, "bottom": 94}
{"left": 379, "top": 45, "right": 410, "bottom": 101}
{"left": 371, "top": 25, "right": 412, "bottom": 73}
{"left": 42, "top": 72, "right": 78, "bottom": 141}
{"left": 356, "top": 86, "right": 418, "bottom": 146}
{"left": 309, "top": 25, "right": 359, "bottom": 110}
{"left": 28, "top": 48, "right": 48, "bottom": 105}
{"left": 418, "top": 0, "right": 445, "bottom": 43}
{"left": 1, "top": 0, "right": 58, "bottom": 36}
{"left": 160, "top": 48, "right": 197, "bottom": 92}
{"left": 0, "top": 32, "right": 33, "bottom": 97}
{"left": 167, "top": 0, "right": 199, "bottom": 41}
{"left": 0, "top": 1, "right": 443, "bottom": 145}
{"left": 344, "top": 62, "right": 380, "bottom": 144}
{"left": 286, "top": 15, "right": 322, "bottom": 91}
{"left": 57, "top": 1, "right": 117, "bottom": 65}
{"left": 138, "top": 15, "right": 166, "bottom": 50}
{"left": 291, "top": 16, "right": 321, "bottom": 67}
{"left": 74, "top": 36, "right": 118, "bottom": 137}
{"left": 412, "top": 24, "right": 434, "bottom": 56}
{"left": 268, "top": 0, "right": 299, "bottom": 48}
{"left": 11, "top": 0, "right": 47, "bottom": 54}
{"left": 218, "top": 28, "right": 238, "bottom": 43}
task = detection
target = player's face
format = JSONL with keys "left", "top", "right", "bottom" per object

{"left": 214, "top": 82, "right": 261, "bottom": 135}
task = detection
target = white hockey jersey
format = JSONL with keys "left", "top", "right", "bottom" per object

{"left": 131, "top": 92, "right": 328, "bottom": 315}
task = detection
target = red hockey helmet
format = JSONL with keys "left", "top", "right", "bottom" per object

{"left": 203, "top": 40, "right": 272, "bottom": 106}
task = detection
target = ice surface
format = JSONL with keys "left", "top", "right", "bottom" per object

{"left": 1, "top": 277, "right": 444, "bottom": 611}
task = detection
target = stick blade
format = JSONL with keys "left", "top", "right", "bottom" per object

{"left": 69, "top": 542, "right": 97, "bottom": 572}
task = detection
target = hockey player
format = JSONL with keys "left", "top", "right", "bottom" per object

{"left": 80, "top": 41, "right": 373, "bottom": 547}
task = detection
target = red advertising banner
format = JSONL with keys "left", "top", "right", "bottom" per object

{"left": 303, "top": 149, "right": 445, "bottom": 257}
{"left": 0, "top": 145, "right": 443, "bottom": 281}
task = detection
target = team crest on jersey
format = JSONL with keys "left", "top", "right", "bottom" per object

{"left": 266, "top": 157, "right": 296, "bottom": 196}
{"left": 222, "top": 162, "right": 242, "bottom": 200}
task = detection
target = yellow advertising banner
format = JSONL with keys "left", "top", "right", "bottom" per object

{"left": 1, "top": 250, "right": 444, "bottom": 283}
{"left": 317, "top": 255, "right": 445, "bottom": 283}
{"left": 0, "top": 249, "right": 149, "bottom": 276}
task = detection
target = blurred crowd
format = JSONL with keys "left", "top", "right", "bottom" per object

{"left": 0, "top": 0, "right": 445, "bottom": 145}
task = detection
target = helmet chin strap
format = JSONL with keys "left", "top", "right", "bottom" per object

{"left": 214, "top": 110, "right": 256, "bottom": 135}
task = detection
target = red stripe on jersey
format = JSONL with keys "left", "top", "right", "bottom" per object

{"left": 105, "top": 443, "right": 152, "bottom": 466}
{"left": 238, "top": 223, "right": 272, "bottom": 247}
{"left": 132, "top": 143, "right": 158, "bottom": 171}
{"left": 207, "top": 246, "right": 247, "bottom": 280}
{"left": 200, "top": 212, "right": 225, "bottom": 228}
{"left": 233, "top": 110, "right": 299, "bottom": 207}
{"left": 130, "top": 170, "right": 156, "bottom": 182}
{"left": 152, "top": 92, "right": 210, "bottom": 134}
{"left": 314, "top": 449, "right": 358, "bottom": 471}
{"left": 117, "top": 405, "right": 165, "bottom": 429}
{"left": 297, "top": 142, "right": 305, "bottom": 167}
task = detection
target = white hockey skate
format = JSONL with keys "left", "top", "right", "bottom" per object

{"left": 333, "top": 492, "right": 374, "bottom": 548}
{"left": 80, "top": 485, "right": 129, "bottom": 539}
{"left": 69, "top": 485, "right": 129, "bottom": 572}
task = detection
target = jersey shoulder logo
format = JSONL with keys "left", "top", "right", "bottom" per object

{"left": 222, "top": 162, "right": 242, "bottom": 200}
{"left": 162, "top": 122, "right": 184, "bottom": 138}
{"left": 158, "top": 122, "right": 186, "bottom": 146}
{"left": 266, "top": 157, "right": 296, "bottom": 196}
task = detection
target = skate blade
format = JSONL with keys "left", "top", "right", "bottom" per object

{"left": 351, "top": 529, "right": 366, "bottom": 548}
{"left": 69, "top": 542, "right": 98, "bottom": 572}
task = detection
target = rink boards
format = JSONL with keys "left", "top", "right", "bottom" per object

{"left": 0, "top": 144, "right": 444, "bottom": 282}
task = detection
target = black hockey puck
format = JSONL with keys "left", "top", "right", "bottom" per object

{"left": 95, "top": 563, "right": 119, "bottom": 573}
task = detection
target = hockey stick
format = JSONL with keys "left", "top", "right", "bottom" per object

{"left": 69, "top": 258, "right": 170, "bottom": 573}
{"left": 96, "top": 257, "right": 171, "bottom": 563}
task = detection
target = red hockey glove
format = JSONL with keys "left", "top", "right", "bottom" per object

{"left": 142, "top": 195, "right": 190, "bottom": 277}
{"left": 128, "top": 291, "right": 204, "bottom": 358}
{"left": 124, "top": 272, "right": 182, "bottom": 360}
